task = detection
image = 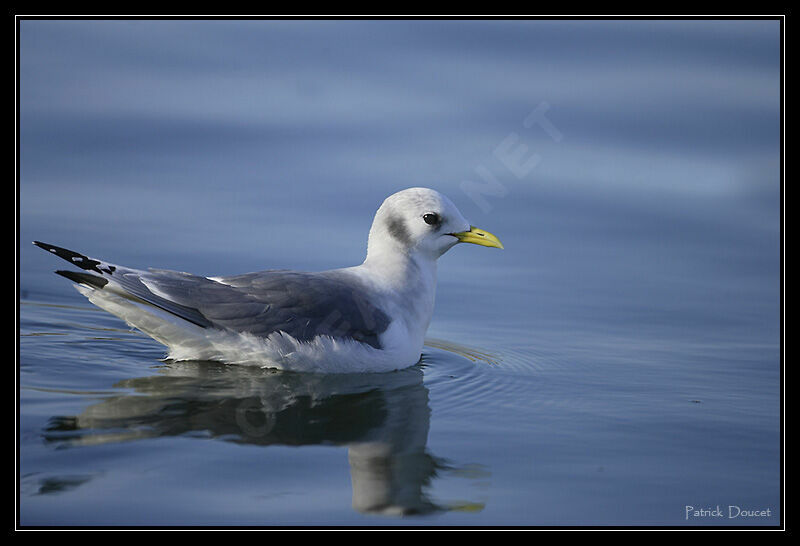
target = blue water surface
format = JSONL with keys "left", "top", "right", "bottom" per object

{"left": 18, "top": 19, "right": 782, "bottom": 527}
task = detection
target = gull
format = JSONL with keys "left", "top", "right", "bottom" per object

{"left": 34, "top": 187, "right": 503, "bottom": 373}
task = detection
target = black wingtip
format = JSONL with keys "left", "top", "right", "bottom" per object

{"left": 33, "top": 240, "right": 75, "bottom": 257}
{"left": 33, "top": 241, "right": 109, "bottom": 274}
{"left": 55, "top": 270, "right": 108, "bottom": 289}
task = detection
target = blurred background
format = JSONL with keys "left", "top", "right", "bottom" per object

{"left": 19, "top": 20, "right": 780, "bottom": 350}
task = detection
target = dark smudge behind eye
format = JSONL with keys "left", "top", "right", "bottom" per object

{"left": 387, "top": 215, "right": 412, "bottom": 247}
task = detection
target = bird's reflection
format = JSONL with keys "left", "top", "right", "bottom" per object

{"left": 43, "top": 360, "right": 486, "bottom": 516}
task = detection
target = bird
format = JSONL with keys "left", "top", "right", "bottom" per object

{"left": 34, "top": 187, "right": 503, "bottom": 373}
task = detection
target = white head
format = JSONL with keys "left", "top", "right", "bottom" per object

{"left": 365, "top": 188, "right": 503, "bottom": 264}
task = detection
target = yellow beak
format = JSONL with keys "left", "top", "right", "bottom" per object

{"left": 451, "top": 226, "right": 504, "bottom": 249}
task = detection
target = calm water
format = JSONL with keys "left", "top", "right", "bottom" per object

{"left": 18, "top": 19, "right": 781, "bottom": 527}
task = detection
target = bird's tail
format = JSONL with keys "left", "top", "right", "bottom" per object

{"left": 33, "top": 240, "right": 215, "bottom": 354}
{"left": 33, "top": 241, "right": 212, "bottom": 328}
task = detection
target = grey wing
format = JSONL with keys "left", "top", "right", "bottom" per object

{"left": 196, "top": 271, "right": 392, "bottom": 349}
{"left": 35, "top": 241, "right": 392, "bottom": 349}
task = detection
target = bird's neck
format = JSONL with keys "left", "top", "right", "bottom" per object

{"left": 361, "top": 250, "right": 438, "bottom": 320}
{"left": 363, "top": 248, "right": 436, "bottom": 289}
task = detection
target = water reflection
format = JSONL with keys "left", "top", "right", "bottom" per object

{"left": 43, "top": 361, "right": 485, "bottom": 516}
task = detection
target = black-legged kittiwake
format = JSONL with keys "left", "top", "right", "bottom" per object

{"left": 34, "top": 187, "right": 504, "bottom": 373}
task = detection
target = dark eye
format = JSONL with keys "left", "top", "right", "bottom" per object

{"left": 423, "top": 213, "right": 441, "bottom": 226}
